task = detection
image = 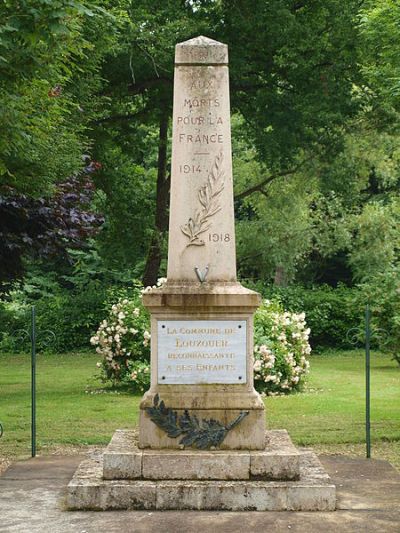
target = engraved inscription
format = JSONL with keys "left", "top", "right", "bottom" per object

{"left": 188, "top": 46, "right": 209, "bottom": 62}
{"left": 167, "top": 37, "right": 236, "bottom": 281}
{"left": 178, "top": 133, "right": 223, "bottom": 144}
{"left": 177, "top": 116, "right": 223, "bottom": 126}
{"left": 189, "top": 79, "right": 214, "bottom": 90}
{"left": 184, "top": 98, "right": 220, "bottom": 108}
{"left": 208, "top": 233, "right": 231, "bottom": 243}
{"left": 179, "top": 164, "right": 201, "bottom": 174}
{"left": 157, "top": 320, "right": 247, "bottom": 384}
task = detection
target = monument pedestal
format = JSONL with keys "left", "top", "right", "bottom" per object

{"left": 139, "top": 282, "right": 265, "bottom": 450}
{"left": 67, "top": 283, "right": 335, "bottom": 511}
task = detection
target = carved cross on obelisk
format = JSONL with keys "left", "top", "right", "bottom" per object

{"left": 167, "top": 36, "right": 236, "bottom": 283}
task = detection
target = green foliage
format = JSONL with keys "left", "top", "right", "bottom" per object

{"left": 0, "top": 1, "right": 107, "bottom": 194}
{"left": 36, "top": 284, "right": 108, "bottom": 352}
{"left": 349, "top": 198, "right": 400, "bottom": 281}
{"left": 94, "top": 146, "right": 156, "bottom": 269}
{"left": 0, "top": 280, "right": 108, "bottom": 353}
{"left": 243, "top": 282, "right": 363, "bottom": 350}
{"left": 359, "top": 0, "right": 400, "bottom": 116}
{"left": 229, "top": 0, "right": 361, "bottom": 167}
{"left": 1, "top": 0, "right": 400, "bottom": 361}
{"left": 120, "top": 359, "right": 151, "bottom": 394}
{"left": 358, "top": 264, "right": 400, "bottom": 365}
{"left": 236, "top": 173, "right": 315, "bottom": 282}
{"left": 91, "top": 0, "right": 367, "bottom": 283}
{"left": 0, "top": 249, "right": 140, "bottom": 353}
{"left": 0, "top": 80, "right": 84, "bottom": 193}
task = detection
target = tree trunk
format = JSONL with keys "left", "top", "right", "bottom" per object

{"left": 142, "top": 110, "right": 170, "bottom": 287}
{"left": 273, "top": 265, "right": 287, "bottom": 287}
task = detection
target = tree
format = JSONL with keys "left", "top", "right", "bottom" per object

{"left": 359, "top": 0, "right": 400, "bottom": 119}
{"left": 0, "top": 1, "right": 107, "bottom": 195}
{"left": 0, "top": 168, "right": 103, "bottom": 290}
{"left": 3, "top": 1, "right": 397, "bottom": 288}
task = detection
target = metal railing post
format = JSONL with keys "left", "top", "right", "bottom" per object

{"left": 365, "top": 304, "right": 371, "bottom": 459}
{"left": 31, "top": 305, "right": 36, "bottom": 458}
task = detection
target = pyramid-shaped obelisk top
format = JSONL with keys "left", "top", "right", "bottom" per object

{"left": 167, "top": 36, "right": 236, "bottom": 282}
{"left": 175, "top": 35, "right": 228, "bottom": 65}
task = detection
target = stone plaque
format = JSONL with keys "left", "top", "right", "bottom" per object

{"left": 157, "top": 320, "right": 247, "bottom": 384}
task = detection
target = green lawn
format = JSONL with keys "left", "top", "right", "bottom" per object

{"left": 0, "top": 350, "right": 399, "bottom": 469}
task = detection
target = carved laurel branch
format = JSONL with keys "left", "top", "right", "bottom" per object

{"left": 180, "top": 151, "right": 225, "bottom": 247}
{"left": 145, "top": 394, "right": 249, "bottom": 449}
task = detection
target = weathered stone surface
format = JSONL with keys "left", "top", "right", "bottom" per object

{"left": 3, "top": 453, "right": 399, "bottom": 530}
{"left": 138, "top": 300, "right": 266, "bottom": 450}
{"left": 103, "top": 430, "right": 142, "bottom": 480}
{"left": 138, "top": 36, "right": 265, "bottom": 451}
{"left": 250, "top": 429, "right": 300, "bottom": 480}
{"left": 156, "top": 481, "right": 288, "bottom": 511}
{"left": 286, "top": 453, "right": 336, "bottom": 511}
{"left": 67, "top": 456, "right": 156, "bottom": 511}
{"left": 175, "top": 35, "right": 228, "bottom": 65}
{"left": 139, "top": 407, "right": 266, "bottom": 450}
{"left": 67, "top": 450, "right": 336, "bottom": 511}
{"left": 103, "top": 429, "right": 299, "bottom": 481}
{"left": 167, "top": 36, "right": 235, "bottom": 283}
{"left": 142, "top": 451, "right": 250, "bottom": 481}
{"left": 142, "top": 282, "right": 261, "bottom": 310}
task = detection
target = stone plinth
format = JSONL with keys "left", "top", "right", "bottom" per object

{"left": 103, "top": 430, "right": 300, "bottom": 481}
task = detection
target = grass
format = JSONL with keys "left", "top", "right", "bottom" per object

{"left": 0, "top": 350, "right": 399, "bottom": 469}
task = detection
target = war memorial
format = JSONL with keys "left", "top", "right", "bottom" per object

{"left": 67, "top": 36, "right": 336, "bottom": 512}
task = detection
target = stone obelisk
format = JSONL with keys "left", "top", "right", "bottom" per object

{"left": 167, "top": 36, "right": 236, "bottom": 282}
{"left": 140, "top": 36, "right": 265, "bottom": 449}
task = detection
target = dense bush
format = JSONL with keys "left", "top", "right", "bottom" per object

{"left": 0, "top": 254, "right": 141, "bottom": 353}
{"left": 0, "top": 282, "right": 108, "bottom": 353}
{"left": 0, "top": 273, "right": 383, "bottom": 359}
{"left": 254, "top": 300, "right": 311, "bottom": 395}
{"left": 243, "top": 282, "right": 363, "bottom": 349}
{"left": 359, "top": 265, "right": 400, "bottom": 365}
{"left": 90, "top": 287, "right": 151, "bottom": 393}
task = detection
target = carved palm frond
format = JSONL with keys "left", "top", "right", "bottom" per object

{"left": 180, "top": 151, "right": 225, "bottom": 247}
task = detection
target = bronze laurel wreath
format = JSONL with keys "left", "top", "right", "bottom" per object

{"left": 145, "top": 394, "right": 249, "bottom": 449}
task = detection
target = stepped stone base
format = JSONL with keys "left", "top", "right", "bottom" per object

{"left": 67, "top": 430, "right": 336, "bottom": 511}
{"left": 103, "top": 429, "right": 300, "bottom": 481}
{"left": 67, "top": 451, "right": 334, "bottom": 511}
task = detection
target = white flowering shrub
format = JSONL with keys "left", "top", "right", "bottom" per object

{"left": 253, "top": 299, "right": 311, "bottom": 395}
{"left": 90, "top": 287, "right": 152, "bottom": 393}
{"left": 91, "top": 283, "right": 310, "bottom": 396}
